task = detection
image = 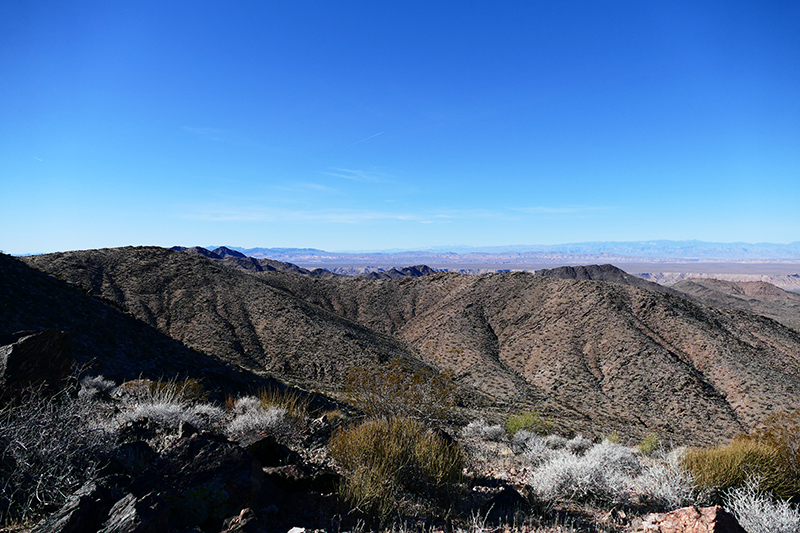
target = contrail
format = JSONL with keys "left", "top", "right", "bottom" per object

{"left": 347, "top": 131, "right": 384, "bottom": 148}
{"left": 32, "top": 157, "right": 43, "bottom": 161}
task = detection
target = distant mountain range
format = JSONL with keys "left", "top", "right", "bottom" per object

{"left": 218, "top": 240, "right": 800, "bottom": 263}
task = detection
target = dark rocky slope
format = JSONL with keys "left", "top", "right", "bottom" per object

{"left": 0, "top": 253, "right": 275, "bottom": 393}
{"left": 22, "top": 247, "right": 426, "bottom": 383}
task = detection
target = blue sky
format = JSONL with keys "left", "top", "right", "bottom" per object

{"left": 2, "top": 1, "right": 799, "bottom": 254}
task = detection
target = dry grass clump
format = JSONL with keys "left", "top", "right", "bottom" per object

{"left": 328, "top": 416, "right": 465, "bottom": 519}
{"left": 344, "top": 359, "right": 457, "bottom": 424}
{"left": 682, "top": 410, "right": 800, "bottom": 500}
{"left": 257, "top": 386, "right": 310, "bottom": 419}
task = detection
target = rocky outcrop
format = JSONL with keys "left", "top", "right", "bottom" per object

{"left": 0, "top": 329, "right": 72, "bottom": 401}
{"left": 632, "top": 506, "right": 746, "bottom": 533}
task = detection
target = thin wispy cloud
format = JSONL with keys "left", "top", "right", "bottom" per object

{"left": 176, "top": 204, "right": 429, "bottom": 224}
{"left": 319, "top": 168, "right": 390, "bottom": 183}
{"left": 512, "top": 205, "right": 615, "bottom": 215}
{"left": 174, "top": 202, "right": 509, "bottom": 224}
{"left": 346, "top": 131, "right": 384, "bottom": 148}
{"left": 32, "top": 156, "right": 43, "bottom": 162}
{"left": 273, "top": 182, "right": 340, "bottom": 194}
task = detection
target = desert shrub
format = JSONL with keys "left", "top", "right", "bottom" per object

{"left": 227, "top": 405, "right": 288, "bottom": 435}
{"left": 725, "top": 479, "right": 800, "bottom": 533}
{"left": 631, "top": 448, "right": 695, "bottom": 509}
{"left": 461, "top": 419, "right": 506, "bottom": 442}
{"left": 116, "top": 401, "right": 226, "bottom": 435}
{"left": 258, "top": 387, "right": 310, "bottom": 419}
{"left": 682, "top": 437, "right": 795, "bottom": 498}
{"left": 544, "top": 434, "right": 568, "bottom": 450}
{"left": 113, "top": 378, "right": 223, "bottom": 436}
{"left": 744, "top": 410, "right": 800, "bottom": 497}
{"left": 515, "top": 432, "right": 555, "bottom": 467}
{"left": 565, "top": 435, "right": 593, "bottom": 456}
{"left": 0, "top": 388, "right": 116, "bottom": 525}
{"left": 505, "top": 409, "right": 552, "bottom": 436}
{"left": 232, "top": 395, "right": 260, "bottom": 414}
{"left": 638, "top": 432, "right": 661, "bottom": 456}
{"left": 77, "top": 375, "right": 116, "bottom": 401}
{"left": 344, "top": 358, "right": 457, "bottom": 425}
{"left": 328, "top": 416, "right": 465, "bottom": 519}
{"left": 147, "top": 377, "right": 208, "bottom": 404}
{"left": 523, "top": 439, "right": 693, "bottom": 507}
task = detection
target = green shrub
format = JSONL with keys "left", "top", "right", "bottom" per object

{"left": 505, "top": 409, "right": 552, "bottom": 436}
{"left": 344, "top": 358, "right": 457, "bottom": 424}
{"left": 744, "top": 410, "right": 800, "bottom": 498}
{"left": 682, "top": 437, "right": 795, "bottom": 498}
{"left": 328, "top": 417, "right": 465, "bottom": 518}
{"left": 682, "top": 411, "right": 800, "bottom": 500}
{"left": 639, "top": 432, "right": 662, "bottom": 456}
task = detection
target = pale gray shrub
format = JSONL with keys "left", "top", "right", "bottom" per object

{"left": 726, "top": 480, "right": 800, "bottom": 533}
{"left": 525, "top": 439, "right": 694, "bottom": 508}
{"left": 582, "top": 439, "right": 641, "bottom": 477}
{"left": 233, "top": 396, "right": 261, "bottom": 415}
{"left": 565, "top": 435, "right": 593, "bottom": 456}
{"left": 187, "top": 403, "right": 227, "bottom": 432}
{"left": 544, "top": 435, "right": 568, "bottom": 450}
{"left": 631, "top": 448, "right": 694, "bottom": 509}
{"left": 227, "top": 406, "right": 287, "bottom": 435}
{"left": 116, "top": 401, "right": 201, "bottom": 432}
{"left": 528, "top": 450, "right": 615, "bottom": 503}
{"left": 515, "top": 432, "right": 554, "bottom": 467}
{"left": 78, "top": 375, "right": 116, "bottom": 401}
{"left": 461, "top": 419, "right": 506, "bottom": 442}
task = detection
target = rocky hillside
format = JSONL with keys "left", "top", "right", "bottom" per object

{"left": 0, "top": 253, "right": 277, "bottom": 395}
{"left": 22, "top": 247, "right": 427, "bottom": 383}
{"left": 22, "top": 247, "right": 800, "bottom": 444}
{"left": 671, "top": 278, "right": 800, "bottom": 332}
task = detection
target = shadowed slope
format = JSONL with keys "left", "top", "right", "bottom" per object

{"left": 23, "top": 247, "right": 423, "bottom": 383}
{"left": 0, "top": 253, "right": 276, "bottom": 393}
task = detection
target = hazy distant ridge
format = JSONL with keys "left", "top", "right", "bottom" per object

{"left": 226, "top": 240, "right": 800, "bottom": 263}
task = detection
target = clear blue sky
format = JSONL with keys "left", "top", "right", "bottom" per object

{"left": 2, "top": 1, "right": 799, "bottom": 254}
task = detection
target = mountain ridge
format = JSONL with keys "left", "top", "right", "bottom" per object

{"left": 20, "top": 247, "right": 800, "bottom": 444}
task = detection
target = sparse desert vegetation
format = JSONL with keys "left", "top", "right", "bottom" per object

{"left": 1, "top": 370, "right": 800, "bottom": 532}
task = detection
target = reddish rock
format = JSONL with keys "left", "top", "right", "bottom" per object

{"left": 633, "top": 505, "right": 746, "bottom": 533}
